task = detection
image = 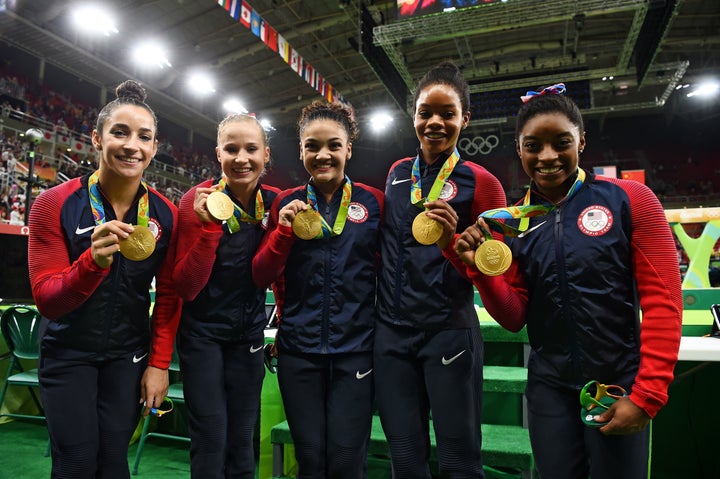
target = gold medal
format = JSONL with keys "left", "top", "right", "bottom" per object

{"left": 412, "top": 213, "right": 443, "bottom": 245}
{"left": 474, "top": 239, "right": 512, "bottom": 276}
{"left": 292, "top": 209, "right": 323, "bottom": 240}
{"left": 119, "top": 225, "right": 156, "bottom": 261}
{"left": 206, "top": 191, "right": 234, "bottom": 221}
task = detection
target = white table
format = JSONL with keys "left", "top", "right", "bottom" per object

{"left": 678, "top": 336, "right": 720, "bottom": 362}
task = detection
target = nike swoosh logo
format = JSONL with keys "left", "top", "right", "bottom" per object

{"left": 391, "top": 177, "right": 412, "bottom": 185}
{"left": 132, "top": 352, "right": 148, "bottom": 363}
{"left": 75, "top": 225, "right": 95, "bottom": 235}
{"left": 441, "top": 350, "right": 466, "bottom": 366}
{"left": 356, "top": 368, "right": 373, "bottom": 379}
{"left": 250, "top": 345, "right": 263, "bottom": 353}
{"left": 516, "top": 220, "right": 547, "bottom": 238}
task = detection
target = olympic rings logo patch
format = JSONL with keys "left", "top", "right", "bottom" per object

{"left": 577, "top": 205, "right": 613, "bottom": 237}
{"left": 458, "top": 135, "right": 500, "bottom": 156}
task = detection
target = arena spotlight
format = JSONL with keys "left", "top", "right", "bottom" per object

{"left": 187, "top": 71, "right": 216, "bottom": 95}
{"left": 686, "top": 80, "right": 719, "bottom": 98}
{"left": 222, "top": 98, "right": 248, "bottom": 114}
{"left": 369, "top": 112, "right": 393, "bottom": 133}
{"left": 71, "top": 5, "right": 119, "bottom": 36}
{"left": 132, "top": 41, "right": 171, "bottom": 69}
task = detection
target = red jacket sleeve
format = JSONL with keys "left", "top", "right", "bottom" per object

{"left": 28, "top": 184, "right": 110, "bottom": 320}
{"left": 149, "top": 198, "right": 183, "bottom": 370}
{"left": 616, "top": 179, "right": 683, "bottom": 418}
{"left": 443, "top": 162, "right": 507, "bottom": 282}
{"left": 172, "top": 184, "right": 223, "bottom": 301}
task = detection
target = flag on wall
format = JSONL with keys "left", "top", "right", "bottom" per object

{"left": 215, "top": 0, "right": 345, "bottom": 104}
{"left": 259, "top": 19, "right": 268, "bottom": 43}
{"left": 277, "top": 34, "right": 289, "bottom": 62}
{"left": 228, "top": 0, "right": 241, "bottom": 20}
{"left": 250, "top": 9, "right": 261, "bottom": 37}
{"left": 240, "top": 0, "right": 251, "bottom": 27}
{"left": 621, "top": 169, "right": 646, "bottom": 184}
{"left": 593, "top": 165, "right": 617, "bottom": 178}
{"left": 267, "top": 25, "right": 278, "bottom": 52}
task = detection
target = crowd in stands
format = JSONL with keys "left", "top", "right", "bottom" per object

{"left": 0, "top": 70, "right": 223, "bottom": 223}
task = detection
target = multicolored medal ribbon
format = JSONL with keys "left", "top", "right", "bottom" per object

{"left": 210, "top": 177, "right": 265, "bottom": 234}
{"left": 292, "top": 176, "right": 352, "bottom": 240}
{"left": 474, "top": 168, "right": 586, "bottom": 275}
{"left": 410, "top": 149, "right": 460, "bottom": 245}
{"left": 88, "top": 170, "right": 155, "bottom": 261}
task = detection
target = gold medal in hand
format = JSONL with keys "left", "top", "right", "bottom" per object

{"left": 118, "top": 225, "right": 156, "bottom": 261}
{"left": 412, "top": 213, "right": 443, "bottom": 245}
{"left": 474, "top": 239, "right": 512, "bottom": 276}
{"left": 292, "top": 209, "right": 323, "bottom": 240}
{"left": 206, "top": 191, "right": 234, "bottom": 221}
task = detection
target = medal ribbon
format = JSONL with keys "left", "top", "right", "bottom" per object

{"left": 410, "top": 149, "right": 460, "bottom": 208}
{"left": 306, "top": 175, "right": 352, "bottom": 239}
{"left": 88, "top": 170, "right": 149, "bottom": 227}
{"left": 217, "top": 177, "right": 265, "bottom": 234}
{"left": 478, "top": 168, "right": 586, "bottom": 238}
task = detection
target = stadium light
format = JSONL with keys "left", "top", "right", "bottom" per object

{"left": 71, "top": 5, "right": 119, "bottom": 36}
{"left": 686, "top": 80, "right": 719, "bottom": 98}
{"left": 369, "top": 112, "right": 393, "bottom": 133}
{"left": 187, "top": 71, "right": 216, "bottom": 95}
{"left": 132, "top": 40, "right": 171, "bottom": 69}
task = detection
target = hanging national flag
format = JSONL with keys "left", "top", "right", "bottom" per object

{"left": 217, "top": 0, "right": 231, "bottom": 10}
{"left": 259, "top": 19, "right": 269, "bottom": 43}
{"left": 56, "top": 133, "right": 70, "bottom": 145}
{"left": 278, "top": 34, "right": 289, "bottom": 62}
{"left": 228, "top": 0, "right": 241, "bottom": 20}
{"left": 317, "top": 74, "right": 325, "bottom": 96}
{"left": 72, "top": 139, "right": 87, "bottom": 154}
{"left": 240, "top": 0, "right": 251, "bottom": 27}
{"left": 267, "top": 25, "right": 278, "bottom": 52}
{"left": 251, "top": 9, "right": 261, "bottom": 37}
{"left": 621, "top": 169, "right": 646, "bottom": 184}
{"left": 326, "top": 84, "right": 333, "bottom": 102}
{"left": 304, "top": 64, "right": 315, "bottom": 88}
{"left": 290, "top": 48, "right": 299, "bottom": 73}
{"left": 593, "top": 165, "right": 617, "bottom": 178}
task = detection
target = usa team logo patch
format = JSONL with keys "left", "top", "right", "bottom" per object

{"left": 439, "top": 180, "right": 457, "bottom": 201}
{"left": 577, "top": 205, "right": 613, "bottom": 236}
{"left": 347, "top": 202, "right": 369, "bottom": 223}
{"left": 148, "top": 218, "right": 163, "bottom": 241}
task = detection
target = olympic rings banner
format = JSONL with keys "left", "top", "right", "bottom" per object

{"left": 458, "top": 135, "right": 500, "bottom": 156}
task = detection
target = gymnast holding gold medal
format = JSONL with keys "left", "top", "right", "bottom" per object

{"left": 172, "top": 113, "right": 280, "bottom": 477}
{"left": 253, "top": 101, "right": 383, "bottom": 477}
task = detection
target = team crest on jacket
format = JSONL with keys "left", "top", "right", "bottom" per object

{"left": 439, "top": 180, "right": 457, "bottom": 201}
{"left": 347, "top": 202, "right": 369, "bottom": 223}
{"left": 262, "top": 212, "right": 270, "bottom": 230}
{"left": 148, "top": 218, "right": 163, "bottom": 241}
{"left": 577, "top": 205, "right": 613, "bottom": 236}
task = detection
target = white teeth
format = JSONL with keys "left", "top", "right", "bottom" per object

{"left": 539, "top": 167, "right": 560, "bottom": 174}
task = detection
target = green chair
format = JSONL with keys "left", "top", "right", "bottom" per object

{"left": 131, "top": 347, "right": 189, "bottom": 475}
{"left": 0, "top": 304, "right": 50, "bottom": 456}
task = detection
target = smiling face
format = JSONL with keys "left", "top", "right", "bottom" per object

{"left": 413, "top": 83, "right": 470, "bottom": 164}
{"left": 300, "top": 118, "right": 351, "bottom": 192}
{"left": 216, "top": 117, "right": 270, "bottom": 195}
{"left": 92, "top": 104, "right": 157, "bottom": 181}
{"left": 516, "top": 111, "right": 586, "bottom": 203}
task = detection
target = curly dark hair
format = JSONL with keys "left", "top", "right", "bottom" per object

{"left": 297, "top": 100, "right": 359, "bottom": 142}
